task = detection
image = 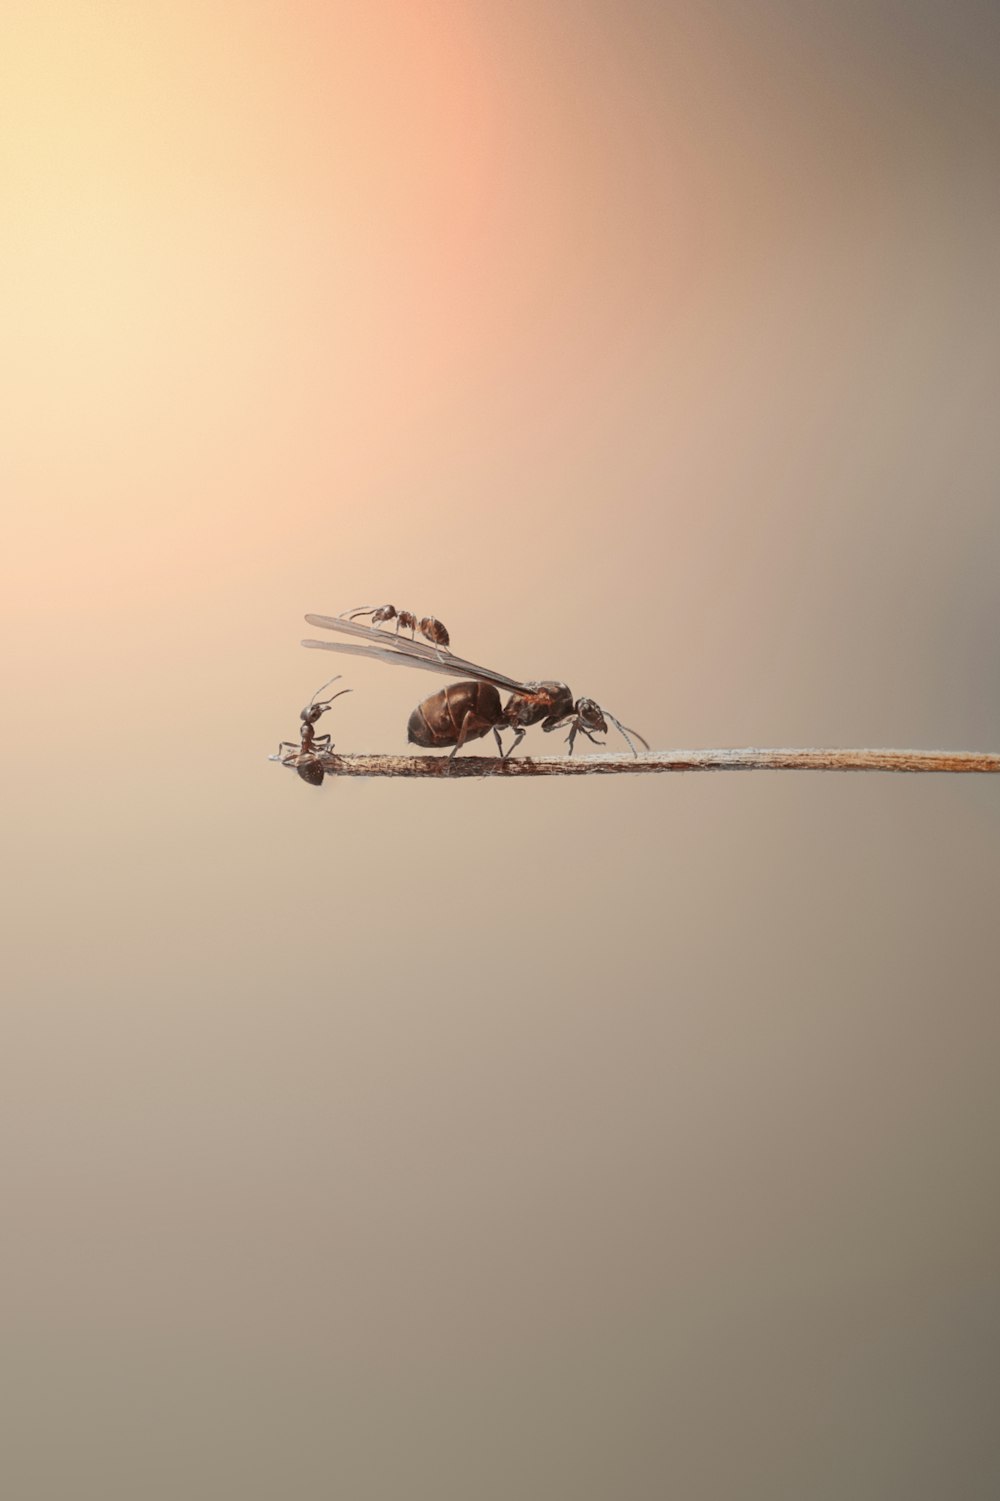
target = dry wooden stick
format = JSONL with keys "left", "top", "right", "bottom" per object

{"left": 284, "top": 748, "right": 1000, "bottom": 778}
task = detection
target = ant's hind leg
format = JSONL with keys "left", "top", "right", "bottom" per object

{"left": 449, "top": 713, "right": 496, "bottom": 758}
{"left": 492, "top": 727, "right": 505, "bottom": 757}
{"left": 448, "top": 710, "right": 477, "bottom": 759}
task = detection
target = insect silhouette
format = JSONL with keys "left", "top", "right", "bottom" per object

{"left": 344, "top": 603, "right": 450, "bottom": 650}
{"left": 300, "top": 615, "right": 649, "bottom": 759}
{"left": 271, "top": 676, "right": 352, "bottom": 785}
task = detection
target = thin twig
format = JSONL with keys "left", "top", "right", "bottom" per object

{"left": 280, "top": 748, "right": 1000, "bottom": 778}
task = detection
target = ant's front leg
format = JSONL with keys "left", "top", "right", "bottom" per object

{"left": 565, "top": 722, "right": 606, "bottom": 756}
{"left": 540, "top": 715, "right": 577, "bottom": 754}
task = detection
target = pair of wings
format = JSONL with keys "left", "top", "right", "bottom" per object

{"left": 301, "top": 612, "right": 531, "bottom": 695}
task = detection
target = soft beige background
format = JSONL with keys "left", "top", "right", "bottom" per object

{"left": 3, "top": 2, "right": 999, "bottom": 1497}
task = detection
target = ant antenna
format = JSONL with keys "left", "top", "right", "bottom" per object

{"left": 309, "top": 675, "right": 350, "bottom": 707}
{"left": 605, "top": 713, "right": 649, "bottom": 757}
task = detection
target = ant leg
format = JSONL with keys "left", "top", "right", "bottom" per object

{"left": 501, "top": 727, "right": 526, "bottom": 760}
{"left": 566, "top": 723, "right": 579, "bottom": 756}
{"left": 312, "top": 733, "right": 332, "bottom": 752}
{"left": 448, "top": 710, "right": 477, "bottom": 758}
{"left": 449, "top": 714, "right": 497, "bottom": 758}
{"left": 492, "top": 726, "right": 505, "bottom": 757}
{"left": 575, "top": 725, "right": 606, "bottom": 752}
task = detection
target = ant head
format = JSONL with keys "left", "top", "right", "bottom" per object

{"left": 574, "top": 697, "right": 649, "bottom": 756}
{"left": 574, "top": 697, "right": 608, "bottom": 735}
{"left": 301, "top": 675, "right": 351, "bottom": 723}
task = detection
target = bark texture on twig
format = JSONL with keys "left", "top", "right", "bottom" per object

{"left": 278, "top": 748, "right": 1000, "bottom": 778}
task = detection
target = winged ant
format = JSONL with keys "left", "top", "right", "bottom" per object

{"left": 300, "top": 615, "right": 648, "bottom": 760}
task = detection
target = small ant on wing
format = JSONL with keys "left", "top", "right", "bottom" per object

{"left": 344, "top": 603, "right": 450, "bottom": 650}
{"left": 271, "top": 676, "right": 351, "bottom": 785}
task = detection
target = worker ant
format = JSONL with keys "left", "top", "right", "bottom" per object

{"left": 271, "top": 676, "right": 351, "bottom": 785}
{"left": 344, "top": 604, "right": 450, "bottom": 650}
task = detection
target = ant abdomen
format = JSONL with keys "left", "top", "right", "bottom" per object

{"left": 408, "top": 682, "right": 503, "bottom": 755}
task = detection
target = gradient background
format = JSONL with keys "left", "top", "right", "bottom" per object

{"left": 4, "top": 2, "right": 1000, "bottom": 1497}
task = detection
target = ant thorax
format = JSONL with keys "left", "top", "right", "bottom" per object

{"left": 503, "top": 682, "right": 574, "bottom": 729}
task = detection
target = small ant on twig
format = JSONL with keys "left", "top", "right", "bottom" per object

{"left": 344, "top": 603, "right": 450, "bottom": 650}
{"left": 270, "top": 676, "right": 351, "bottom": 785}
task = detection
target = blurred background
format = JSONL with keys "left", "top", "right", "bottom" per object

{"left": 3, "top": 2, "right": 999, "bottom": 1496}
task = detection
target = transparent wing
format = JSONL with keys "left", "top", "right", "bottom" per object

{"left": 305, "top": 611, "right": 446, "bottom": 656}
{"left": 302, "top": 612, "right": 527, "bottom": 692}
